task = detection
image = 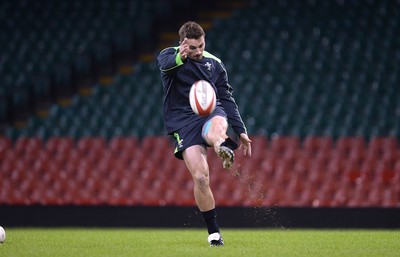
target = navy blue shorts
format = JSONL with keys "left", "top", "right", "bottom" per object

{"left": 171, "top": 106, "right": 227, "bottom": 160}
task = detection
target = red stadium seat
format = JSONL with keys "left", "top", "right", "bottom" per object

{"left": 270, "top": 136, "right": 300, "bottom": 159}
{"left": 375, "top": 165, "right": 396, "bottom": 186}
{"left": 272, "top": 162, "right": 291, "bottom": 184}
{"left": 307, "top": 160, "right": 328, "bottom": 186}
{"left": 14, "top": 136, "right": 29, "bottom": 154}
{"left": 77, "top": 137, "right": 106, "bottom": 154}
{"left": 347, "top": 186, "right": 369, "bottom": 207}
{"left": 109, "top": 137, "right": 138, "bottom": 155}
{"left": 297, "top": 187, "right": 317, "bottom": 207}
{"left": 303, "top": 136, "right": 333, "bottom": 156}
{"left": 367, "top": 137, "right": 398, "bottom": 161}
{"left": 250, "top": 135, "right": 268, "bottom": 153}
{"left": 141, "top": 136, "right": 170, "bottom": 152}
{"left": 332, "top": 187, "right": 352, "bottom": 207}
{"left": 335, "top": 137, "right": 366, "bottom": 156}
{"left": 0, "top": 137, "right": 12, "bottom": 156}
{"left": 46, "top": 137, "right": 75, "bottom": 160}
{"left": 367, "top": 184, "right": 385, "bottom": 207}
{"left": 261, "top": 187, "right": 285, "bottom": 207}
{"left": 312, "top": 189, "right": 333, "bottom": 208}
{"left": 0, "top": 149, "right": 17, "bottom": 173}
{"left": 382, "top": 188, "right": 399, "bottom": 208}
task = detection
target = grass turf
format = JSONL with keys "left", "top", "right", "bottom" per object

{"left": 0, "top": 228, "right": 399, "bottom": 257}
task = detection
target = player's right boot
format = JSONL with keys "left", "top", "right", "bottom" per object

{"left": 218, "top": 146, "right": 234, "bottom": 170}
{"left": 218, "top": 138, "right": 238, "bottom": 170}
{"left": 208, "top": 232, "right": 224, "bottom": 247}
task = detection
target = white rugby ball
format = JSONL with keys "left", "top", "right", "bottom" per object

{"left": 0, "top": 226, "right": 5, "bottom": 243}
{"left": 189, "top": 80, "right": 216, "bottom": 116}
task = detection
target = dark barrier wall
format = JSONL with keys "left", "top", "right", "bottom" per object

{"left": 1, "top": 206, "right": 399, "bottom": 229}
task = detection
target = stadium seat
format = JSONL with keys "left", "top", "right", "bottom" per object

{"left": 270, "top": 136, "right": 300, "bottom": 153}
{"left": 304, "top": 136, "right": 333, "bottom": 153}
{"left": 0, "top": 137, "right": 12, "bottom": 155}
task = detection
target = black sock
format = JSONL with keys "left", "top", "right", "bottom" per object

{"left": 201, "top": 208, "right": 220, "bottom": 234}
{"left": 221, "top": 138, "right": 238, "bottom": 150}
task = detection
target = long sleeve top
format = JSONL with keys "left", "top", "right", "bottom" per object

{"left": 157, "top": 46, "right": 247, "bottom": 137}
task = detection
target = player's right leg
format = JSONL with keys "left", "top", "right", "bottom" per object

{"left": 201, "top": 115, "right": 238, "bottom": 169}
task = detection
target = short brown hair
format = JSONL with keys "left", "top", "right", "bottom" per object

{"left": 179, "top": 21, "right": 205, "bottom": 42}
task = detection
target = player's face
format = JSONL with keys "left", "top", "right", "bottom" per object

{"left": 186, "top": 36, "right": 205, "bottom": 61}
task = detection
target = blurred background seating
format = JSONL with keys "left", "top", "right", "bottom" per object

{"left": 0, "top": 0, "right": 399, "bottom": 208}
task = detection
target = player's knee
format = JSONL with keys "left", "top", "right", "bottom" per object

{"left": 193, "top": 173, "right": 210, "bottom": 189}
{"left": 210, "top": 116, "right": 228, "bottom": 132}
{"left": 202, "top": 116, "right": 228, "bottom": 144}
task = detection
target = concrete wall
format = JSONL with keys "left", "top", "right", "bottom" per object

{"left": 1, "top": 206, "right": 399, "bottom": 229}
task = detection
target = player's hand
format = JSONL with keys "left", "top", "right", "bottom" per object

{"left": 179, "top": 38, "right": 188, "bottom": 61}
{"left": 239, "top": 133, "right": 252, "bottom": 157}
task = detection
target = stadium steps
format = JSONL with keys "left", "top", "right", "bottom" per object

{"left": 156, "top": 0, "right": 249, "bottom": 51}
{"left": 4, "top": 0, "right": 399, "bottom": 141}
{"left": 1, "top": 0, "right": 226, "bottom": 132}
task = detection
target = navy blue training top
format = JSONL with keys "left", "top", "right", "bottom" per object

{"left": 157, "top": 46, "right": 247, "bottom": 137}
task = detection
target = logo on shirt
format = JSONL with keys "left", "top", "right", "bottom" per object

{"left": 205, "top": 62, "right": 212, "bottom": 71}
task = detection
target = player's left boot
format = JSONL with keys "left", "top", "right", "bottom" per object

{"left": 208, "top": 232, "right": 224, "bottom": 247}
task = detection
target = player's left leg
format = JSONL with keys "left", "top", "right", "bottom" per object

{"left": 182, "top": 145, "right": 223, "bottom": 246}
{"left": 182, "top": 145, "right": 215, "bottom": 212}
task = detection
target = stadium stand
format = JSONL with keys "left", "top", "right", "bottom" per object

{"left": 0, "top": 0, "right": 399, "bottom": 208}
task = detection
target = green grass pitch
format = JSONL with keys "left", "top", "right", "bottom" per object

{"left": 1, "top": 228, "right": 399, "bottom": 257}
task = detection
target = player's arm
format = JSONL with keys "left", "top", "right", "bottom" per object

{"left": 215, "top": 66, "right": 252, "bottom": 156}
{"left": 157, "top": 47, "right": 183, "bottom": 74}
{"left": 157, "top": 39, "right": 189, "bottom": 74}
{"left": 215, "top": 65, "right": 247, "bottom": 137}
{"left": 219, "top": 84, "right": 247, "bottom": 136}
